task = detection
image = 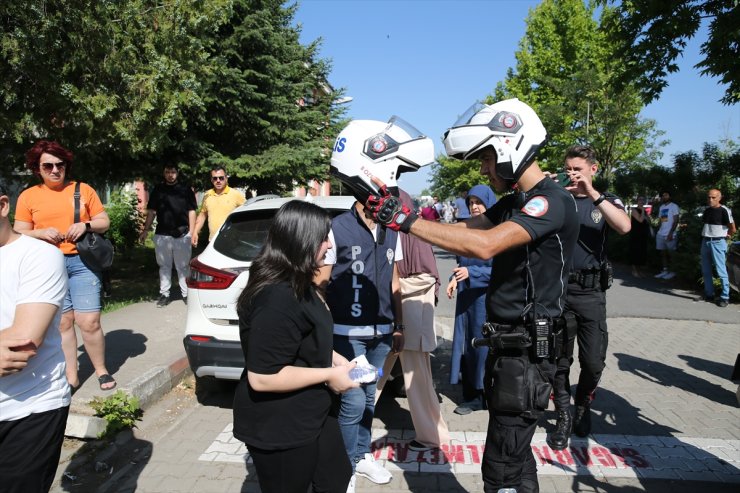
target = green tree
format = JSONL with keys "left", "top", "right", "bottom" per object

{"left": 492, "top": 0, "right": 666, "bottom": 184}
{"left": 1, "top": 0, "right": 224, "bottom": 185}
{"left": 428, "top": 154, "right": 487, "bottom": 200}
{"left": 1, "top": 0, "right": 344, "bottom": 193}
{"left": 180, "top": 0, "right": 346, "bottom": 195}
{"left": 599, "top": 0, "right": 739, "bottom": 105}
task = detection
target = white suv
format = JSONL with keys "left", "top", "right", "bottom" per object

{"left": 183, "top": 195, "right": 356, "bottom": 382}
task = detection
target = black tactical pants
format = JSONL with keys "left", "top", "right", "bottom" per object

{"left": 482, "top": 351, "right": 555, "bottom": 493}
{"left": 553, "top": 282, "right": 608, "bottom": 409}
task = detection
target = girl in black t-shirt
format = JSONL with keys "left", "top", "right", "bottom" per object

{"left": 233, "top": 200, "right": 358, "bottom": 493}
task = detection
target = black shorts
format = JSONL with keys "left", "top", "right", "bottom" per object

{"left": 0, "top": 406, "right": 69, "bottom": 493}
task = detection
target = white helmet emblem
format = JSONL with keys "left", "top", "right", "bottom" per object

{"left": 502, "top": 114, "right": 517, "bottom": 128}
{"left": 370, "top": 137, "right": 388, "bottom": 154}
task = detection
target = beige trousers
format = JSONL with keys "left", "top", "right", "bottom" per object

{"left": 377, "top": 350, "right": 450, "bottom": 447}
{"left": 376, "top": 273, "right": 450, "bottom": 448}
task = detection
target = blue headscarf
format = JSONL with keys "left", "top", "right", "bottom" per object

{"left": 467, "top": 184, "right": 497, "bottom": 210}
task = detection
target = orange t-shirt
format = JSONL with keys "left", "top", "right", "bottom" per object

{"left": 15, "top": 182, "right": 106, "bottom": 255}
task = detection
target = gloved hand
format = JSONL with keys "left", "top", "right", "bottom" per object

{"left": 365, "top": 186, "right": 418, "bottom": 233}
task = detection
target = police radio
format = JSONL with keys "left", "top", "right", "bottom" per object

{"left": 533, "top": 318, "right": 551, "bottom": 359}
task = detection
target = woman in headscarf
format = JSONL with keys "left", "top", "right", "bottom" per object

{"left": 446, "top": 184, "right": 497, "bottom": 415}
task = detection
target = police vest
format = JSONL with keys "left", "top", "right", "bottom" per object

{"left": 327, "top": 208, "right": 397, "bottom": 334}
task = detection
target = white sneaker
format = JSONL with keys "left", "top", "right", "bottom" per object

{"left": 346, "top": 474, "right": 356, "bottom": 493}
{"left": 355, "top": 453, "right": 392, "bottom": 484}
{"left": 662, "top": 271, "right": 676, "bottom": 280}
{"left": 654, "top": 270, "right": 668, "bottom": 279}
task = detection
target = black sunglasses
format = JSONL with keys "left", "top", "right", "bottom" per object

{"left": 211, "top": 176, "right": 226, "bottom": 182}
{"left": 40, "top": 161, "right": 66, "bottom": 172}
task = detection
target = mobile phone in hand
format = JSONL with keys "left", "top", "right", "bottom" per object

{"left": 554, "top": 172, "right": 571, "bottom": 187}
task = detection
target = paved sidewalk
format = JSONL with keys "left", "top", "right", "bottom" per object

{"left": 60, "top": 260, "right": 740, "bottom": 491}
{"left": 64, "top": 299, "right": 190, "bottom": 438}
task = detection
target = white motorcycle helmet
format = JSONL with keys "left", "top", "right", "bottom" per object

{"left": 330, "top": 116, "right": 436, "bottom": 201}
{"left": 443, "top": 98, "right": 547, "bottom": 184}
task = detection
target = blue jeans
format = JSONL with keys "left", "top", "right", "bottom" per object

{"left": 333, "top": 334, "right": 392, "bottom": 468}
{"left": 701, "top": 238, "right": 729, "bottom": 301}
{"left": 63, "top": 254, "right": 102, "bottom": 313}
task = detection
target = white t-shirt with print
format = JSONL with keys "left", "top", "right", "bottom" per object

{"left": 0, "top": 234, "right": 70, "bottom": 421}
{"left": 657, "top": 202, "right": 680, "bottom": 236}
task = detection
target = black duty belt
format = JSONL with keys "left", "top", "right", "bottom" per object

{"left": 569, "top": 268, "right": 599, "bottom": 289}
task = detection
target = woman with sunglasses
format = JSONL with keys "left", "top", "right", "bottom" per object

{"left": 14, "top": 140, "right": 116, "bottom": 391}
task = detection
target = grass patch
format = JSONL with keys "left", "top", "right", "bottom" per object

{"left": 102, "top": 244, "right": 160, "bottom": 313}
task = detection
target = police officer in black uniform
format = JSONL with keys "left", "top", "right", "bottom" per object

{"left": 361, "top": 99, "right": 578, "bottom": 493}
{"left": 547, "top": 145, "right": 631, "bottom": 451}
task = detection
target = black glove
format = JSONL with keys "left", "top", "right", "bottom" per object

{"left": 365, "top": 186, "right": 418, "bottom": 233}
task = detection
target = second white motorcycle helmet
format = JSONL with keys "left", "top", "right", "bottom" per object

{"left": 443, "top": 98, "right": 547, "bottom": 184}
{"left": 330, "top": 117, "right": 436, "bottom": 201}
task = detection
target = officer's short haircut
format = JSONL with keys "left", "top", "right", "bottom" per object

{"left": 565, "top": 145, "right": 598, "bottom": 165}
{"left": 0, "top": 183, "right": 7, "bottom": 197}
{"left": 210, "top": 165, "right": 227, "bottom": 175}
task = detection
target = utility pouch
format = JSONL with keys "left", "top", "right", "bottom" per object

{"left": 488, "top": 356, "right": 552, "bottom": 416}
{"left": 600, "top": 260, "right": 613, "bottom": 291}
{"left": 526, "top": 362, "right": 552, "bottom": 416}
{"left": 552, "top": 312, "right": 577, "bottom": 360}
{"left": 489, "top": 356, "right": 528, "bottom": 413}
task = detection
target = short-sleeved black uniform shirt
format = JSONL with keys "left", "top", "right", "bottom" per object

{"left": 571, "top": 193, "right": 624, "bottom": 271}
{"left": 483, "top": 177, "right": 578, "bottom": 324}
{"left": 146, "top": 182, "right": 197, "bottom": 237}
{"left": 232, "top": 282, "right": 334, "bottom": 450}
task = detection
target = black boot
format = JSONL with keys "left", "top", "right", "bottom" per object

{"left": 546, "top": 408, "right": 572, "bottom": 450}
{"left": 573, "top": 404, "right": 591, "bottom": 437}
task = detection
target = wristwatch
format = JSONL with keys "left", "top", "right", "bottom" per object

{"left": 85, "top": 222, "right": 92, "bottom": 232}
{"left": 393, "top": 323, "right": 405, "bottom": 333}
{"left": 593, "top": 195, "right": 606, "bottom": 206}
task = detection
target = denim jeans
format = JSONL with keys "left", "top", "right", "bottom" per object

{"left": 333, "top": 333, "right": 392, "bottom": 468}
{"left": 63, "top": 254, "right": 102, "bottom": 313}
{"left": 701, "top": 238, "right": 729, "bottom": 301}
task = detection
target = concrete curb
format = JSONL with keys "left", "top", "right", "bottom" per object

{"left": 64, "top": 355, "right": 191, "bottom": 439}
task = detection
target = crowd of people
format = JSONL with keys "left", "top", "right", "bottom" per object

{"left": 0, "top": 97, "right": 736, "bottom": 493}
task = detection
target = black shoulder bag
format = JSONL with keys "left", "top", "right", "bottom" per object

{"left": 74, "top": 182, "right": 114, "bottom": 271}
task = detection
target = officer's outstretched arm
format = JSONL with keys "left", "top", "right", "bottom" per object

{"left": 408, "top": 216, "right": 531, "bottom": 260}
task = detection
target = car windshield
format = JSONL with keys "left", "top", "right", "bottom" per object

{"left": 212, "top": 209, "right": 274, "bottom": 262}
{"left": 213, "top": 205, "right": 350, "bottom": 262}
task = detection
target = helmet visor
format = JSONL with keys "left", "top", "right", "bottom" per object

{"left": 451, "top": 102, "right": 488, "bottom": 127}
{"left": 386, "top": 115, "right": 425, "bottom": 141}
{"left": 364, "top": 116, "right": 434, "bottom": 166}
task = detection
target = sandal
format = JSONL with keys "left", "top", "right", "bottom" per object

{"left": 98, "top": 374, "right": 117, "bottom": 391}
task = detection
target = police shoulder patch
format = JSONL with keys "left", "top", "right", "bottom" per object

{"left": 522, "top": 196, "right": 549, "bottom": 217}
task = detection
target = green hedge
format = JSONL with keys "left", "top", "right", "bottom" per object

{"left": 105, "top": 188, "right": 143, "bottom": 254}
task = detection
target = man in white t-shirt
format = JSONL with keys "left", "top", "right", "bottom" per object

{"left": 0, "top": 183, "right": 70, "bottom": 492}
{"left": 654, "top": 191, "right": 680, "bottom": 280}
